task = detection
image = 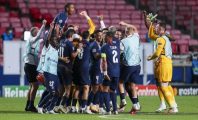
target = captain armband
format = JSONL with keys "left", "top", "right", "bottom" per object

{"left": 101, "top": 53, "right": 106, "bottom": 58}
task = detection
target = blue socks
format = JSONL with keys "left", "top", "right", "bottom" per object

{"left": 81, "top": 99, "right": 87, "bottom": 109}
{"left": 93, "top": 91, "right": 100, "bottom": 105}
{"left": 120, "top": 93, "right": 125, "bottom": 100}
{"left": 110, "top": 92, "right": 117, "bottom": 111}
{"left": 99, "top": 92, "right": 104, "bottom": 108}
{"left": 87, "top": 91, "right": 94, "bottom": 106}
{"left": 103, "top": 92, "right": 110, "bottom": 112}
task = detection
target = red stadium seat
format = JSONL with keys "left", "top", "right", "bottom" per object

{"left": 0, "top": 18, "right": 8, "bottom": 22}
{"left": 9, "top": 11, "right": 19, "bottom": 17}
{"left": 0, "top": 12, "right": 9, "bottom": 17}
{"left": 0, "top": 27, "right": 6, "bottom": 35}
{"left": 10, "top": 17, "right": 20, "bottom": 23}
{"left": 42, "top": 13, "right": 53, "bottom": 25}
{"left": 179, "top": 44, "right": 189, "bottom": 54}
{"left": 0, "top": 7, "right": 6, "bottom": 12}
{"left": 8, "top": 0, "right": 18, "bottom": 9}
{"left": 4, "top": 0, "right": 195, "bottom": 49}
{"left": 171, "top": 42, "right": 179, "bottom": 54}
{"left": 1, "top": 22, "right": 10, "bottom": 28}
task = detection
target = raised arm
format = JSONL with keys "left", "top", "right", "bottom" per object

{"left": 98, "top": 15, "right": 106, "bottom": 30}
{"left": 45, "top": 22, "right": 55, "bottom": 47}
{"left": 35, "top": 20, "right": 47, "bottom": 39}
{"left": 119, "top": 21, "right": 138, "bottom": 33}
{"left": 31, "top": 20, "right": 47, "bottom": 44}
{"left": 143, "top": 11, "right": 151, "bottom": 29}
{"left": 80, "top": 11, "right": 96, "bottom": 35}
{"left": 148, "top": 22, "right": 159, "bottom": 40}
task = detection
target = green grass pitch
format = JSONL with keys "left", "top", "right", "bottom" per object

{"left": 0, "top": 96, "right": 197, "bottom": 120}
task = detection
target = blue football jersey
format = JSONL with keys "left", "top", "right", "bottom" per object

{"left": 73, "top": 39, "right": 91, "bottom": 70}
{"left": 101, "top": 40, "right": 120, "bottom": 77}
{"left": 58, "top": 39, "right": 75, "bottom": 65}
{"left": 54, "top": 11, "right": 68, "bottom": 28}
{"left": 90, "top": 41, "right": 102, "bottom": 74}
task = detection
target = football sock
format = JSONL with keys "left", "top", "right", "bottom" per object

{"left": 93, "top": 91, "right": 100, "bottom": 105}
{"left": 120, "top": 93, "right": 125, "bottom": 100}
{"left": 81, "top": 99, "right": 87, "bottom": 109}
{"left": 99, "top": 92, "right": 104, "bottom": 108}
{"left": 110, "top": 92, "right": 117, "bottom": 111}
{"left": 72, "top": 99, "right": 77, "bottom": 107}
{"left": 103, "top": 92, "right": 110, "bottom": 112}
{"left": 157, "top": 86, "right": 165, "bottom": 103}
{"left": 60, "top": 96, "right": 68, "bottom": 106}
{"left": 160, "top": 86, "right": 176, "bottom": 108}
{"left": 87, "top": 91, "right": 94, "bottom": 106}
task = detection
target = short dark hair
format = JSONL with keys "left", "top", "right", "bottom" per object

{"left": 102, "top": 28, "right": 108, "bottom": 31}
{"left": 64, "top": 3, "right": 74, "bottom": 11}
{"left": 65, "top": 29, "right": 75, "bottom": 38}
{"left": 159, "top": 21, "right": 166, "bottom": 31}
{"left": 68, "top": 24, "right": 74, "bottom": 28}
{"left": 82, "top": 31, "right": 90, "bottom": 39}
{"left": 94, "top": 30, "right": 102, "bottom": 35}
{"left": 105, "top": 31, "right": 114, "bottom": 38}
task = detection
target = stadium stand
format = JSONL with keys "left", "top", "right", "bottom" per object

{"left": 0, "top": 0, "right": 198, "bottom": 59}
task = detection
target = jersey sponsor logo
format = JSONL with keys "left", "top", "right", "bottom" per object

{"left": 47, "top": 57, "right": 58, "bottom": 63}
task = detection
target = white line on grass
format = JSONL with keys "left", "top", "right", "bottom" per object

{"left": 98, "top": 115, "right": 131, "bottom": 120}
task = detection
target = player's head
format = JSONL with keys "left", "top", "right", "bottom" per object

{"left": 125, "top": 26, "right": 134, "bottom": 36}
{"left": 30, "top": 27, "right": 39, "bottom": 37}
{"left": 82, "top": 31, "right": 90, "bottom": 40}
{"left": 65, "top": 3, "right": 75, "bottom": 15}
{"left": 50, "top": 30, "right": 60, "bottom": 49}
{"left": 108, "top": 26, "right": 117, "bottom": 37}
{"left": 72, "top": 34, "right": 81, "bottom": 48}
{"left": 105, "top": 31, "right": 113, "bottom": 43}
{"left": 155, "top": 21, "right": 166, "bottom": 35}
{"left": 115, "top": 29, "right": 123, "bottom": 40}
{"left": 65, "top": 29, "right": 75, "bottom": 40}
{"left": 94, "top": 30, "right": 103, "bottom": 42}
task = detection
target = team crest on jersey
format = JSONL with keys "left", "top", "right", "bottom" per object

{"left": 59, "top": 20, "right": 63, "bottom": 23}
{"left": 92, "top": 49, "right": 96, "bottom": 52}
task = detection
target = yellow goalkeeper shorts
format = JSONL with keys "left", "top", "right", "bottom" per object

{"left": 154, "top": 56, "right": 173, "bottom": 82}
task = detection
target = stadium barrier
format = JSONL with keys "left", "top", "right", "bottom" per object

{"left": 2, "top": 85, "right": 198, "bottom": 98}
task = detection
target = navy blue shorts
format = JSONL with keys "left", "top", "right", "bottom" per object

{"left": 120, "top": 65, "right": 141, "bottom": 84}
{"left": 44, "top": 72, "right": 60, "bottom": 93}
{"left": 57, "top": 64, "right": 73, "bottom": 86}
{"left": 73, "top": 68, "right": 90, "bottom": 86}
{"left": 103, "top": 77, "right": 119, "bottom": 91}
{"left": 90, "top": 72, "right": 103, "bottom": 85}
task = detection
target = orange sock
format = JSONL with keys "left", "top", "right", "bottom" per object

{"left": 160, "top": 86, "right": 176, "bottom": 108}
{"left": 157, "top": 86, "right": 165, "bottom": 103}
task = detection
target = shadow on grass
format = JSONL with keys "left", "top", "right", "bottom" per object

{"left": 0, "top": 111, "right": 37, "bottom": 114}
{"left": 120, "top": 112, "right": 198, "bottom": 115}
{"left": 0, "top": 111, "right": 197, "bottom": 116}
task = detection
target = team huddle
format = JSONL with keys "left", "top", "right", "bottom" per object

{"left": 23, "top": 3, "right": 178, "bottom": 115}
